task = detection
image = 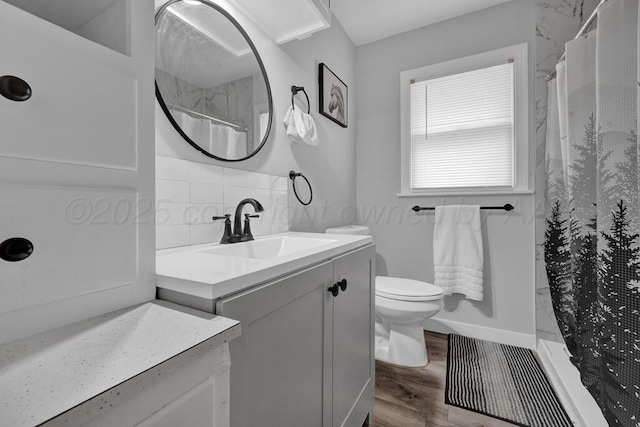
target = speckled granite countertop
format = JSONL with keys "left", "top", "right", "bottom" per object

{"left": 0, "top": 300, "right": 240, "bottom": 426}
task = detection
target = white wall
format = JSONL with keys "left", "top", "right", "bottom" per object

{"left": 156, "top": 0, "right": 357, "bottom": 233}
{"left": 355, "top": 0, "right": 537, "bottom": 347}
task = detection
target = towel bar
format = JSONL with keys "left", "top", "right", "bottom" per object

{"left": 289, "top": 170, "right": 313, "bottom": 206}
{"left": 412, "top": 204, "right": 514, "bottom": 212}
{"left": 291, "top": 85, "right": 310, "bottom": 114}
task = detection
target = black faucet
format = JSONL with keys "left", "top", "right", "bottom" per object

{"left": 214, "top": 198, "right": 264, "bottom": 244}
{"left": 233, "top": 198, "right": 264, "bottom": 242}
{"left": 212, "top": 214, "right": 233, "bottom": 244}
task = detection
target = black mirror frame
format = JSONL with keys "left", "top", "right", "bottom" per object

{"left": 154, "top": 0, "right": 273, "bottom": 162}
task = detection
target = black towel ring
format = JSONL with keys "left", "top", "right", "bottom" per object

{"left": 291, "top": 85, "right": 310, "bottom": 114}
{"left": 289, "top": 171, "right": 313, "bottom": 206}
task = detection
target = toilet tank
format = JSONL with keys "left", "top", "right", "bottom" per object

{"left": 325, "top": 225, "right": 370, "bottom": 235}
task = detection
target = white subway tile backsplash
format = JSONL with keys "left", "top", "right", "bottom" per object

{"left": 189, "top": 162, "right": 223, "bottom": 184}
{"left": 248, "top": 216, "right": 271, "bottom": 237}
{"left": 190, "top": 182, "right": 224, "bottom": 204}
{"left": 156, "top": 224, "right": 190, "bottom": 249}
{"left": 156, "top": 202, "right": 189, "bottom": 226}
{"left": 190, "top": 223, "right": 224, "bottom": 245}
{"left": 223, "top": 168, "right": 270, "bottom": 189}
{"left": 271, "top": 190, "right": 288, "bottom": 206}
{"left": 270, "top": 222, "right": 290, "bottom": 234}
{"left": 157, "top": 179, "right": 189, "bottom": 204}
{"left": 270, "top": 175, "right": 288, "bottom": 192}
{"left": 268, "top": 205, "right": 291, "bottom": 224}
{"left": 155, "top": 156, "right": 288, "bottom": 249}
{"left": 156, "top": 156, "right": 189, "bottom": 181}
{"left": 189, "top": 204, "right": 224, "bottom": 225}
{"left": 223, "top": 187, "right": 271, "bottom": 210}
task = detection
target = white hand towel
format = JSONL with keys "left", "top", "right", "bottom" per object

{"left": 283, "top": 106, "right": 303, "bottom": 143}
{"left": 283, "top": 106, "right": 318, "bottom": 146}
{"left": 433, "top": 205, "right": 484, "bottom": 301}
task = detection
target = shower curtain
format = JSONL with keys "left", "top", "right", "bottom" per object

{"left": 170, "top": 110, "right": 210, "bottom": 148}
{"left": 210, "top": 124, "right": 248, "bottom": 159}
{"left": 544, "top": 0, "right": 640, "bottom": 424}
{"left": 171, "top": 109, "right": 248, "bottom": 158}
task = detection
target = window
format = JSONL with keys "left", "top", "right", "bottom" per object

{"left": 400, "top": 43, "right": 530, "bottom": 196}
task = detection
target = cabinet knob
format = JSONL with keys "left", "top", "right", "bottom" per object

{"left": 328, "top": 283, "right": 339, "bottom": 297}
{"left": 0, "top": 237, "right": 34, "bottom": 262}
{"left": 0, "top": 75, "right": 32, "bottom": 102}
{"left": 337, "top": 279, "right": 347, "bottom": 292}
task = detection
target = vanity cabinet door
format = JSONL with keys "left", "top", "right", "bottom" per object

{"left": 216, "top": 261, "right": 334, "bottom": 427}
{"left": 0, "top": 2, "right": 138, "bottom": 169}
{"left": 331, "top": 245, "right": 375, "bottom": 427}
{"left": 135, "top": 377, "right": 218, "bottom": 427}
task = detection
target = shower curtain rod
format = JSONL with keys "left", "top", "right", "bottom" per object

{"left": 167, "top": 103, "right": 248, "bottom": 132}
{"left": 545, "top": 0, "right": 607, "bottom": 81}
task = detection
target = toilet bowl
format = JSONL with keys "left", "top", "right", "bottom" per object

{"left": 375, "top": 276, "right": 443, "bottom": 366}
{"left": 326, "top": 225, "right": 443, "bottom": 367}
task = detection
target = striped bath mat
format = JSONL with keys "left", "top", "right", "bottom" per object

{"left": 445, "top": 334, "right": 573, "bottom": 427}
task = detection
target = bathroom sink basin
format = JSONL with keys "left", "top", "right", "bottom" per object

{"left": 197, "top": 235, "right": 338, "bottom": 260}
{"left": 156, "top": 231, "right": 374, "bottom": 300}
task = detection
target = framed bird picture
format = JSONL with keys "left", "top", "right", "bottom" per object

{"left": 319, "top": 63, "right": 348, "bottom": 128}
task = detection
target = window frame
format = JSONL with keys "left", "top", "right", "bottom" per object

{"left": 399, "top": 43, "right": 531, "bottom": 197}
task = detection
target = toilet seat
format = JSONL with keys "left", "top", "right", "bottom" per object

{"left": 375, "top": 276, "right": 443, "bottom": 302}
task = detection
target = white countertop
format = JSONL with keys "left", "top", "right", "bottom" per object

{"left": 156, "top": 232, "right": 373, "bottom": 300}
{"left": 0, "top": 300, "right": 240, "bottom": 426}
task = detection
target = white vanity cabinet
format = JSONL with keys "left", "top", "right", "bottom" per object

{"left": 0, "top": 0, "right": 156, "bottom": 344}
{"left": 216, "top": 244, "right": 375, "bottom": 427}
{"left": 331, "top": 246, "right": 375, "bottom": 427}
{"left": 0, "top": 301, "right": 240, "bottom": 427}
{"left": 85, "top": 343, "right": 232, "bottom": 427}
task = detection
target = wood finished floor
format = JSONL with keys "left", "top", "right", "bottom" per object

{"left": 370, "top": 331, "right": 517, "bottom": 427}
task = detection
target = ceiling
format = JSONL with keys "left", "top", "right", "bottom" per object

{"left": 331, "top": 0, "right": 513, "bottom": 46}
{"left": 4, "top": 0, "right": 514, "bottom": 52}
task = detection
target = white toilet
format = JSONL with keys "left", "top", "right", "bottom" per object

{"left": 325, "top": 225, "right": 443, "bottom": 367}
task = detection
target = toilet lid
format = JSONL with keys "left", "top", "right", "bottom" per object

{"left": 375, "top": 276, "right": 443, "bottom": 301}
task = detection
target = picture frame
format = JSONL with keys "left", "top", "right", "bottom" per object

{"left": 318, "top": 63, "right": 348, "bottom": 128}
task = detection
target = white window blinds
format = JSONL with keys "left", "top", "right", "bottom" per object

{"left": 409, "top": 62, "right": 515, "bottom": 190}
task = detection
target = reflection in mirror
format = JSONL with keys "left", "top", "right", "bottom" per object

{"left": 155, "top": 0, "right": 272, "bottom": 161}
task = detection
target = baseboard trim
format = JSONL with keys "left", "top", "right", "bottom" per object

{"left": 536, "top": 339, "right": 606, "bottom": 427}
{"left": 424, "top": 318, "right": 537, "bottom": 349}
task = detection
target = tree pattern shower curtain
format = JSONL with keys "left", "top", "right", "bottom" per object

{"left": 544, "top": 0, "right": 640, "bottom": 424}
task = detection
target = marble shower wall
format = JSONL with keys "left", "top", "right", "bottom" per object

{"left": 155, "top": 68, "right": 206, "bottom": 113}
{"left": 205, "top": 76, "right": 254, "bottom": 153}
{"left": 535, "top": 0, "right": 599, "bottom": 342}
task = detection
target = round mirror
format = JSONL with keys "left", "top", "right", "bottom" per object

{"left": 155, "top": 0, "right": 273, "bottom": 161}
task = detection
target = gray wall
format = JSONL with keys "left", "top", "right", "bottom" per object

{"left": 355, "top": 0, "right": 537, "bottom": 345}
{"left": 156, "top": 2, "right": 357, "bottom": 233}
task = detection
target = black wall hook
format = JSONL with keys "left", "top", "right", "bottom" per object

{"left": 291, "top": 85, "right": 310, "bottom": 114}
